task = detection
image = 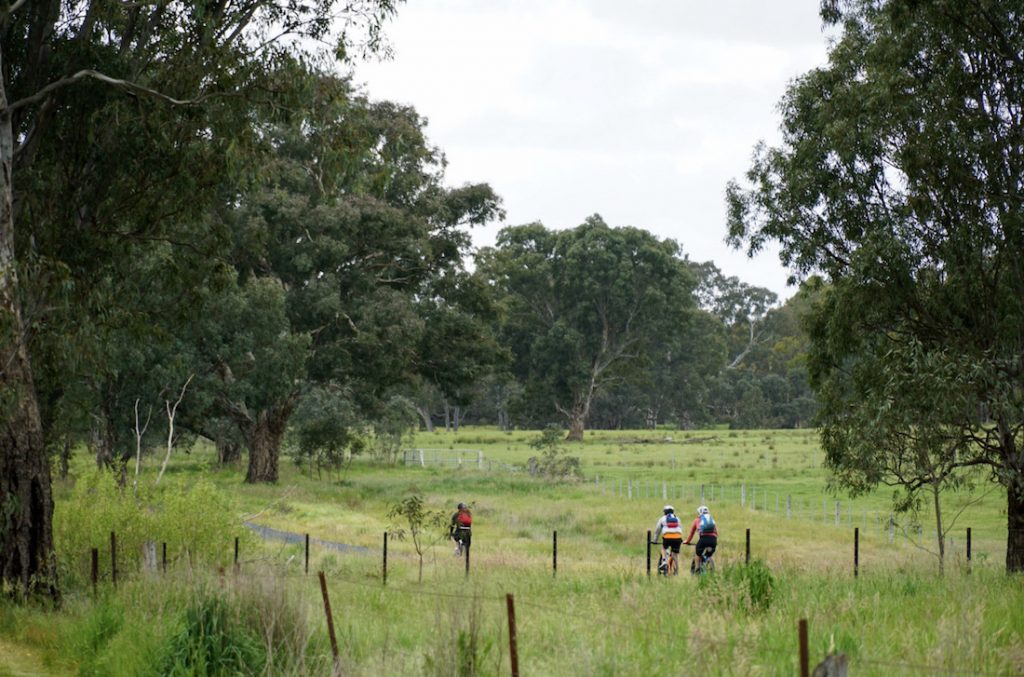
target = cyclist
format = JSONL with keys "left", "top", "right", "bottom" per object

{"left": 449, "top": 502, "right": 472, "bottom": 556}
{"left": 683, "top": 505, "right": 718, "bottom": 573}
{"left": 652, "top": 505, "right": 684, "bottom": 572}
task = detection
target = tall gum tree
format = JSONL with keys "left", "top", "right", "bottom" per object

{"left": 479, "top": 217, "right": 696, "bottom": 440}
{"left": 0, "top": 0, "right": 403, "bottom": 599}
{"left": 727, "top": 0, "right": 1024, "bottom": 571}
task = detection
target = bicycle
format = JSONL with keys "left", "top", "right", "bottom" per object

{"left": 684, "top": 542, "right": 716, "bottom": 575}
{"left": 452, "top": 529, "right": 470, "bottom": 557}
{"left": 652, "top": 541, "right": 680, "bottom": 576}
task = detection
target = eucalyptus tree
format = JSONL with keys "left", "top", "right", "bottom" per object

{"left": 478, "top": 217, "right": 696, "bottom": 440}
{"left": 727, "top": 0, "right": 1024, "bottom": 570}
{"left": 0, "top": 0, "right": 402, "bottom": 599}
{"left": 210, "top": 73, "right": 501, "bottom": 482}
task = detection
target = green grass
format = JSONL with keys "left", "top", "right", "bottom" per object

{"left": 2, "top": 426, "right": 1020, "bottom": 675}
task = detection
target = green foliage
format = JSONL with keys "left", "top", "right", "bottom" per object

{"left": 157, "top": 594, "right": 266, "bottom": 677}
{"left": 477, "top": 217, "right": 697, "bottom": 436}
{"left": 700, "top": 559, "right": 776, "bottom": 613}
{"left": 287, "top": 386, "right": 366, "bottom": 478}
{"left": 55, "top": 471, "right": 251, "bottom": 584}
{"left": 727, "top": 0, "right": 1024, "bottom": 569}
{"left": 372, "top": 395, "right": 419, "bottom": 465}
{"left": 526, "top": 426, "right": 583, "bottom": 480}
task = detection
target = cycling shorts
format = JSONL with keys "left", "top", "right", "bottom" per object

{"left": 694, "top": 534, "right": 717, "bottom": 558}
{"left": 662, "top": 538, "right": 682, "bottom": 553}
{"left": 452, "top": 528, "right": 471, "bottom": 547}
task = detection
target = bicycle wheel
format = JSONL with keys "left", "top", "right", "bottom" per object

{"left": 667, "top": 553, "right": 679, "bottom": 576}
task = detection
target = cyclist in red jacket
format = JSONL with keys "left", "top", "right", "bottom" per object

{"left": 683, "top": 505, "right": 718, "bottom": 573}
{"left": 449, "top": 502, "right": 472, "bottom": 556}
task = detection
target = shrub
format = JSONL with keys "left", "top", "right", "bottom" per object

{"left": 699, "top": 559, "right": 776, "bottom": 613}
{"left": 157, "top": 593, "right": 266, "bottom": 676}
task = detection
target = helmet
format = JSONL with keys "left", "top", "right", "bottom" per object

{"left": 697, "top": 505, "right": 709, "bottom": 515}
{"left": 663, "top": 505, "right": 675, "bottom": 515}
{"left": 457, "top": 502, "right": 467, "bottom": 510}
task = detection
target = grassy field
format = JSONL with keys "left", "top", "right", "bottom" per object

{"left": 1, "top": 427, "right": 1021, "bottom": 676}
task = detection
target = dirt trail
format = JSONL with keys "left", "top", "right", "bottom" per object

{"left": 0, "top": 637, "right": 67, "bottom": 677}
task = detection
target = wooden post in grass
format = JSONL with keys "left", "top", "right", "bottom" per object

{"left": 162, "top": 542, "right": 167, "bottom": 573}
{"left": 383, "top": 532, "right": 388, "bottom": 585}
{"left": 854, "top": 527, "right": 859, "bottom": 578}
{"left": 553, "top": 530, "right": 557, "bottom": 577}
{"left": 506, "top": 594, "right": 520, "bottom": 677}
{"left": 465, "top": 540, "right": 471, "bottom": 577}
{"left": 234, "top": 537, "right": 239, "bottom": 573}
{"left": 799, "top": 619, "right": 810, "bottom": 677}
{"left": 646, "top": 530, "right": 652, "bottom": 577}
{"left": 110, "top": 531, "right": 117, "bottom": 588}
{"left": 745, "top": 528, "right": 750, "bottom": 565}
{"left": 318, "top": 571, "right": 340, "bottom": 669}
{"left": 305, "top": 534, "right": 310, "bottom": 575}
{"left": 91, "top": 548, "right": 98, "bottom": 596}
{"left": 967, "top": 527, "right": 972, "bottom": 573}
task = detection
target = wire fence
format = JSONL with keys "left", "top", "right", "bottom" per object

{"left": 71, "top": 524, "right": 1012, "bottom": 677}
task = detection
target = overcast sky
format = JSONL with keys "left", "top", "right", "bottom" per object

{"left": 351, "top": 1, "right": 834, "bottom": 301}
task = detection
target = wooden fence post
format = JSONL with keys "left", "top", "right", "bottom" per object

{"left": 506, "top": 593, "right": 519, "bottom": 677}
{"left": 552, "top": 530, "right": 557, "bottom": 577}
{"left": 318, "top": 571, "right": 340, "bottom": 671}
{"left": 464, "top": 540, "right": 470, "bottom": 577}
{"left": 91, "top": 548, "right": 98, "bottom": 596}
{"left": 234, "top": 536, "right": 239, "bottom": 573}
{"left": 383, "top": 532, "right": 388, "bottom": 585}
{"left": 646, "top": 530, "right": 652, "bottom": 577}
{"left": 967, "top": 527, "right": 972, "bottom": 573}
{"left": 162, "top": 542, "right": 167, "bottom": 574}
{"left": 745, "top": 528, "right": 750, "bottom": 565}
{"left": 799, "top": 618, "right": 809, "bottom": 677}
{"left": 305, "top": 534, "right": 310, "bottom": 575}
{"left": 110, "top": 531, "right": 117, "bottom": 588}
{"left": 854, "top": 527, "right": 859, "bottom": 578}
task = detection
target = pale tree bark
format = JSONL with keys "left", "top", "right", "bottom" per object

{"left": 156, "top": 374, "right": 193, "bottom": 485}
{"left": 0, "top": 50, "right": 57, "bottom": 600}
{"left": 132, "top": 398, "right": 152, "bottom": 496}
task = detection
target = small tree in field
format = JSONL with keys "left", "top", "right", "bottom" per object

{"left": 387, "top": 495, "right": 446, "bottom": 583}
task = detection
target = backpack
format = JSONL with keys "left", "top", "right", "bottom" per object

{"left": 665, "top": 514, "right": 680, "bottom": 529}
{"left": 457, "top": 511, "right": 472, "bottom": 527}
{"left": 699, "top": 512, "right": 716, "bottom": 534}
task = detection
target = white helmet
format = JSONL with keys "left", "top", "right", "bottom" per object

{"left": 697, "top": 505, "right": 709, "bottom": 515}
{"left": 663, "top": 505, "right": 675, "bottom": 514}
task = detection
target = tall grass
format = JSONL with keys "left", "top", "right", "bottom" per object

{"left": 3, "top": 427, "right": 1021, "bottom": 675}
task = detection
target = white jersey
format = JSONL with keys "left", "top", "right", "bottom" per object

{"left": 654, "top": 513, "right": 684, "bottom": 540}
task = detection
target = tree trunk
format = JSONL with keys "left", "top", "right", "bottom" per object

{"left": 932, "top": 479, "right": 944, "bottom": 575}
{"left": 415, "top": 405, "right": 434, "bottom": 432}
{"left": 0, "top": 80, "right": 58, "bottom": 600}
{"left": 566, "top": 413, "right": 585, "bottom": 442}
{"left": 216, "top": 438, "right": 241, "bottom": 466}
{"left": 240, "top": 398, "right": 297, "bottom": 484}
{"left": 1008, "top": 482, "right": 1024, "bottom": 573}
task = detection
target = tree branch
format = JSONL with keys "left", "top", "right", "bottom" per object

{"left": 4, "top": 69, "right": 238, "bottom": 116}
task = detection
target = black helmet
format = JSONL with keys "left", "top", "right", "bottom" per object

{"left": 457, "top": 502, "right": 467, "bottom": 510}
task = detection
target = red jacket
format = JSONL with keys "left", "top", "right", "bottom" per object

{"left": 684, "top": 517, "right": 718, "bottom": 544}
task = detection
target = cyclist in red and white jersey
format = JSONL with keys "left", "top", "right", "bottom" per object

{"left": 683, "top": 505, "right": 718, "bottom": 572}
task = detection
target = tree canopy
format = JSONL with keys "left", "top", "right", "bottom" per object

{"left": 727, "top": 0, "right": 1024, "bottom": 572}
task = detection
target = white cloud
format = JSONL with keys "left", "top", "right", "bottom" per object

{"left": 351, "top": 1, "right": 833, "bottom": 298}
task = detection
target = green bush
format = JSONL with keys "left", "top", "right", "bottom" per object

{"left": 157, "top": 593, "right": 266, "bottom": 676}
{"left": 700, "top": 559, "right": 776, "bottom": 613}
{"left": 55, "top": 471, "right": 254, "bottom": 587}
